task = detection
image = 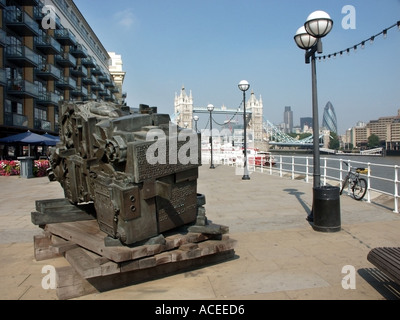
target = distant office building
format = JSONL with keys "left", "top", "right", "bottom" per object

{"left": 300, "top": 117, "right": 313, "bottom": 131}
{"left": 108, "top": 52, "right": 126, "bottom": 105}
{"left": 322, "top": 101, "right": 338, "bottom": 134}
{"left": 349, "top": 109, "right": 400, "bottom": 152}
{"left": 284, "top": 106, "right": 293, "bottom": 134}
{"left": 0, "top": 0, "right": 123, "bottom": 141}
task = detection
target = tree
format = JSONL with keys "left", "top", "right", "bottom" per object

{"left": 329, "top": 132, "right": 340, "bottom": 150}
{"left": 368, "top": 134, "right": 380, "bottom": 148}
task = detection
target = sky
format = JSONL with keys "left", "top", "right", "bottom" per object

{"left": 73, "top": 0, "right": 400, "bottom": 135}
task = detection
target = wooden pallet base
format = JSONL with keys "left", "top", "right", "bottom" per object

{"left": 34, "top": 220, "right": 236, "bottom": 300}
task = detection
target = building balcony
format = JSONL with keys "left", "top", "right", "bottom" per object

{"left": 91, "top": 82, "right": 105, "bottom": 92}
{"left": 56, "top": 76, "right": 76, "bottom": 90}
{"left": 98, "top": 74, "right": 110, "bottom": 83}
{"left": 6, "top": 45, "right": 39, "bottom": 67}
{"left": 5, "top": 8, "right": 40, "bottom": 37}
{"left": 0, "top": 0, "right": 6, "bottom": 8}
{"left": 81, "top": 56, "right": 97, "bottom": 68}
{"left": 7, "top": 79, "right": 39, "bottom": 98}
{"left": 105, "top": 94, "right": 116, "bottom": 102}
{"left": 111, "top": 87, "right": 120, "bottom": 94}
{"left": 37, "top": 92, "right": 60, "bottom": 107}
{"left": 0, "top": 68, "right": 6, "bottom": 86}
{"left": 35, "top": 35, "right": 61, "bottom": 55}
{"left": 55, "top": 28, "right": 77, "bottom": 46}
{"left": 71, "top": 85, "right": 88, "bottom": 98}
{"left": 70, "top": 65, "right": 88, "bottom": 78}
{"left": 4, "top": 113, "right": 29, "bottom": 128}
{"left": 70, "top": 44, "right": 88, "bottom": 59}
{"left": 0, "top": 29, "right": 6, "bottom": 47}
{"left": 34, "top": 118, "right": 52, "bottom": 131}
{"left": 91, "top": 66, "right": 104, "bottom": 76}
{"left": 98, "top": 89, "right": 110, "bottom": 97}
{"left": 35, "top": 63, "right": 62, "bottom": 81}
{"left": 82, "top": 75, "right": 97, "bottom": 86}
{"left": 55, "top": 52, "right": 77, "bottom": 68}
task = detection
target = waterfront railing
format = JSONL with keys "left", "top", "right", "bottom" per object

{"left": 202, "top": 150, "right": 399, "bottom": 214}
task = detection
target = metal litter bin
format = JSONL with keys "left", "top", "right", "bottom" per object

{"left": 312, "top": 186, "right": 341, "bottom": 233}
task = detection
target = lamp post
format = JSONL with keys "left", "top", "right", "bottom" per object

{"left": 207, "top": 104, "right": 215, "bottom": 169}
{"left": 193, "top": 115, "right": 199, "bottom": 133}
{"left": 294, "top": 10, "right": 333, "bottom": 222}
{"left": 294, "top": 10, "right": 333, "bottom": 189}
{"left": 238, "top": 80, "right": 250, "bottom": 180}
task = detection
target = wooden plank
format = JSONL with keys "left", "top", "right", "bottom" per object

{"left": 56, "top": 250, "right": 235, "bottom": 299}
{"left": 34, "top": 233, "right": 61, "bottom": 261}
{"left": 65, "top": 247, "right": 103, "bottom": 279}
{"left": 56, "top": 266, "right": 98, "bottom": 300}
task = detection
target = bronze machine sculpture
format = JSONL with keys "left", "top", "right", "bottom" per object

{"left": 46, "top": 101, "right": 219, "bottom": 246}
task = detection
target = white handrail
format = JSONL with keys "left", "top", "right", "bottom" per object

{"left": 201, "top": 149, "right": 399, "bottom": 214}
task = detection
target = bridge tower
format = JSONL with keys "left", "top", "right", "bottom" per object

{"left": 174, "top": 86, "right": 194, "bottom": 129}
{"left": 247, "top": 91, "right": 268, "bottom": 151}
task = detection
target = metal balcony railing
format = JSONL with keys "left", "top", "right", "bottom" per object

{"left": 37, "top": 92, "right": 61, "bottom": 106}
{"left": 0, "top": 68, "right": 6, "bottom": 86}
{"left": 70, "top": 65, "right": 88, "bottom": 77}
{"left": 5, "top": 7, "right": 40, "bottom": 36}
{"left": 56, "top": 76, "right": 77, "bottom": 90}
{"left": 7, "top": 79, "right": 39, "bottom": 98}
{"left": 35, "top": 35, "right": 61, "bottom": 55}
{"left": 0, "top": 29, "right": 6, "bottom": 47}
{"left": 36, "top": 63, "right": 62, "bottom": 81}
{"left": 4, "top": 113, "right": 28, "bottom": 127}
{"left": 34, "top": 119, "right": 52, "bottom": 131}
{"left": 70, "top": 44, "right": 88, "bottom": 58}
{"left": 55, "top": 28, "right": 77, "bottom": 46}
{"left": 81, "top": 56, "right": 97, "bottom": 68}
{"left": 6, "top": 45, "right": 39, "bottom": 67}
{"left": 56, "top": 52, "right": 77, "bottom": 68}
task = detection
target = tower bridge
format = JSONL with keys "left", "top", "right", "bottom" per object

{"left": 172, "top": 86, "right": 327, "bottom": 150}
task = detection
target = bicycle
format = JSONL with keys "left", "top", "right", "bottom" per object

{"left": 339, "top": 161, "right": 368, "bottom": 201}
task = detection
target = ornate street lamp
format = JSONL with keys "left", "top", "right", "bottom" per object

{"left": 207, "top": 104, "right": 215, "bottom": 169}
{"left": 294, "top": 10, "right": 333, "bottom": 190}
{"left": 238, "top": 80, "right": 250, "bottom": 180}
{"left": 294, "top": 10, "right": 334, "bottom": 224}
{"left": 193, "top": 115, "right": 199, "bottom": 133}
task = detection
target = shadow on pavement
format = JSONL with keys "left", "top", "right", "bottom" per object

{"left": 358, "top": 268, "right": 400, "bottom": 300}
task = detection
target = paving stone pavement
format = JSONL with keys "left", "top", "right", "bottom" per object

{"left": 0, "top": 164, "right": 399, "bottom": 301}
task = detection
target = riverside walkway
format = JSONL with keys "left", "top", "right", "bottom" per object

{"left": 0, "top": 164, "right": 399, "bottom": 300}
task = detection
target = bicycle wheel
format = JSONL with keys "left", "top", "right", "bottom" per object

{"left": 353, "top": 178, "right": 367, "bottom": 200}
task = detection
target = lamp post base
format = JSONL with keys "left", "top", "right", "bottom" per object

{"left": 210, "top": 165, "right": 215, "bottom": 169}
{"left": 242, "top": 175, "right": 250, "bottom": 180}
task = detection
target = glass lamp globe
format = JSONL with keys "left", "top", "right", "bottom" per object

{"left": 294, "top": 26, "right": 318, "bottom": 50}
{"left": 238, "top": 80, "right": 250, "bottom": 92}
{"left": 304, "top": 10, "right": 333, "bottom": 38}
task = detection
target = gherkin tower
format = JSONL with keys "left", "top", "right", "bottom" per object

{"left": 322, "top": 101, "right": 337, "bottom": 134}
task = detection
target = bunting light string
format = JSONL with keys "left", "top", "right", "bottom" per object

{"left": 316, "top": 20, "right": 400, "bottom": 61}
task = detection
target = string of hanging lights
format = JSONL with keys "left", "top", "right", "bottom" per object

{"left": 316, "top": 20, "right": 400, "bottom": 61}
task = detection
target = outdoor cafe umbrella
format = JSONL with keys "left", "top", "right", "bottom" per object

{"left": 0, "top": 130, "right": 58, "bottom": 156}
{"left": 42, "top": 132, "right": 60, "bottom": 143}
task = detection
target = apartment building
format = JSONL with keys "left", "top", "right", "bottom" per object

{"left": 0, "top": 0, "right": 124, "bottom": 140}
{"left": 349, "top": 110, "right": 400, "bottom": 152}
